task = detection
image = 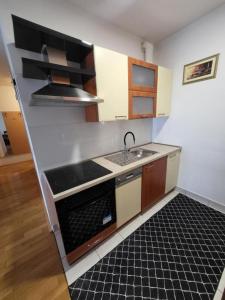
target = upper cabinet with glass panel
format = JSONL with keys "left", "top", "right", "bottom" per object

{"left": 128, "top": 57, "right": 172, "bottom": 120}
{"left": 128, "top": 58, "right": 158, "bottom": 92}
{"left": 86, "top": 52, "right": 172, "bottom": 122}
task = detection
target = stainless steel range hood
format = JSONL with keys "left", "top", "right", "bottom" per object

{"left": 31, "top": 83, "right": 103, "bottom": 107}
{"left": 31, "top": 46, "right": 103, "bottom": 107}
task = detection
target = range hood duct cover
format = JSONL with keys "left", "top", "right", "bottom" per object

{"left": 31, "top": 83, "right": 103, "bottom": 107}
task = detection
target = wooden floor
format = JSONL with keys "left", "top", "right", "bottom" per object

{"left": 0, "top": 160, "right": 70, "bottom": 300}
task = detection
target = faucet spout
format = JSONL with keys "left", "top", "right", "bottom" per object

{"left": 124, "top": 131, "right": 135, "bottom": 152}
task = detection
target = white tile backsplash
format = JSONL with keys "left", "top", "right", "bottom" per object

{"left": 30, "top": 117, "right": 152, "bottom": 170}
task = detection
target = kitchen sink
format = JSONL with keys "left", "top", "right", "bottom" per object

{"left": 105, "top": 148, "right": 158, "bottom": 166}
{"left": 131, "top": 148, "right": 157, "bottom": 158}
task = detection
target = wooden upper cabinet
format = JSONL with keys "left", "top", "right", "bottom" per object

{"left": 142, "top": 156, "right": 167, "bottom": 211}
{"left": 93, "top": 46, "right": 128, "bottom": 122}
{"left": 128, "top": 57, "right": 158, "bottom": 93}
{"left": 129, "top": 91, "right": 156, "bottom": 119}
{"left": 156, "top": 66, "right": 172, "bottom": 117}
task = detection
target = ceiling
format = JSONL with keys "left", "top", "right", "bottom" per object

{"left": 68, "top": 0, "right": 225, "bottom": 43}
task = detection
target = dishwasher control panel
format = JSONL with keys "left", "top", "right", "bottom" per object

{"left": 116, "top": 167, "right": 142, "bottom": 186}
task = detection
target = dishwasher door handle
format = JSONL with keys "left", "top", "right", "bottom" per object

{"left": 126, "top": 173, "right": 134, "bottom": 180}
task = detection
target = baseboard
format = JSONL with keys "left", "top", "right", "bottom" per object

{"left": 175, "top": 186, "right": 225, "bottom": 215}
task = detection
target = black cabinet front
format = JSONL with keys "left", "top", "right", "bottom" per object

{"left": 56, "top": 179, "right": 116, "bottom": 254}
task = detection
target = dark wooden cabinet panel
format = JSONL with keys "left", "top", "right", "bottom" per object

{"left": 142, "top": 156, "right": 167, "bottom": 211}
{"left": 67, "top": 223, "right": 117, "bottom": 264}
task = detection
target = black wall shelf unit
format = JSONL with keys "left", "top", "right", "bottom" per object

{"left": 12, "top": 15, "right": 93, "bottom": 64}
{"left": 12, "top": 15, "right": 98, "bottom": 108}
{"left": 22, "top": 58, "right": 95, "bottom": 84}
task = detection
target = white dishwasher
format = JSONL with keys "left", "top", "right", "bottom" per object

{"left": 115, "top": 167, "right": 142, "bottom": 228}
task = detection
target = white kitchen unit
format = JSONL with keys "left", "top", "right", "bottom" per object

{"left": 156, "top": 66, "right": 172, "bottom": 117}
{"left": 116, "top": 172, "right": 142, "bottom": 228}
{"left": 94, "top": 46, "right": 129, "bottom": 121}
{"left": 165, "top": 150, "right": 180, "bottom": 194}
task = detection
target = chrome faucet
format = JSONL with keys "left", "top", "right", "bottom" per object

{"left": 123, "top": 131, "right": 136, "bottom": 155}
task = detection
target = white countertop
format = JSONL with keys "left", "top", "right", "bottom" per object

{"left": 46, "top": 143, "right": 181, "bottom": 202}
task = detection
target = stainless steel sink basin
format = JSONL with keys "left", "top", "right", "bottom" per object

{"left": 104, "top": 148, "right": 158, "bottom": 166}
{"left": 130, "top": 148, "right": 157, "bottom": 158}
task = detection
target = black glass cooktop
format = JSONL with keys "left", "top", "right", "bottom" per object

{"left": 45, "top": 160, "right": 112, "bottom": 195}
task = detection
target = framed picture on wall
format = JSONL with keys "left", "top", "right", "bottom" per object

{"left": 183, "top": 54, "right": 219, "bottom": 85}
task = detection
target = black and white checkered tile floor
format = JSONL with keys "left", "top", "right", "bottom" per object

{"left": 69, "top": 194, "right": 225, "bottom": 300}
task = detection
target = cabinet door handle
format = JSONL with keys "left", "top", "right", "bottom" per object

{"left": 146, "top": 164, "right": 154, "bottom": 170}
{"left": 115, "top": 115, "right": 127, "bottom": 119}
{"left": 158, "top": 113, "right": 166, "bottom": 116}
{"left": 88, "top": 238, "right": 101, "bottom": 248}
{"left": 94, "top": 239, "right": 101, "bottom": 245}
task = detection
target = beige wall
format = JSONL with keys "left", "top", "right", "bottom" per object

{"left": 0, "top": 85, "right": 20, "bottom": 111}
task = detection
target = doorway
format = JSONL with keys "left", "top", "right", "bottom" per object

{"left": 0, "top": 111, "right": 32, "bottom": 165}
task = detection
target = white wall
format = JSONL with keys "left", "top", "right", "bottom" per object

{"left": 1, "top": 0, "right": 153, "bottom": 226}
{"left": 153, "top": 4, "right": 225, "bottom": 205}
{"left": 0, "top": 85, "right": 20, "bottom": 111}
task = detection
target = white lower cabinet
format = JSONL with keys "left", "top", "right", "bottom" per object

{"left": 165, "top": 151, "right": 180, "bottom": 193}
{"left": 116, "top": 177, "right": 142, "bottom": 228}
